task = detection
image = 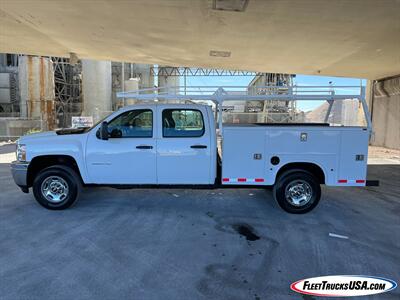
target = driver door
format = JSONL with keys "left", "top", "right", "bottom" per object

{"left": 86, "top": 108, "right": 157, "bottom": 184}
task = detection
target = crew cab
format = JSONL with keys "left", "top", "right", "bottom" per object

{"left": 11, "top": 101, "right": 376, "bottom": 214}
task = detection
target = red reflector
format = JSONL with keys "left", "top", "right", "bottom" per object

{"left": 222, "top": 178, "right": 229, "bottom": 182}
{"left": 338, "top": 179, "right": 347, "bottom": 183}
{"left": 356, "top": 180, "right": 365, "bottom": 183}
{"left": 237, "top": 178, "right": 247, "bottom": 182}
{"left": 255, "top": 178, "right": 264, "bottom": 182}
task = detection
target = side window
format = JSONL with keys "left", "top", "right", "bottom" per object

{"left": 108, "top": 109, "right": 153, "bottom": 138}
{"left": 162, "top": 109, "right": 204, "bottom": 137}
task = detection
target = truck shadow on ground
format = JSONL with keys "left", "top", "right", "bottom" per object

{"left": 77, "top": 186, "right": 279, "bottom": 215}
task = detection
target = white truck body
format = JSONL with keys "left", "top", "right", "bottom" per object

{"left": 222, "top": 125, "right": 369, "bottom": 186}
{"left": 11, "top": 85, "right": 375, "bottom": 213}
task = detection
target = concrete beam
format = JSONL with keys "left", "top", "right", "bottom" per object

{"left": 1, "top": 0, "right": 399, "bottom": 79}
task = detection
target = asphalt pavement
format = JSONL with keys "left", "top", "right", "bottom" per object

{"left": 0, "top": 148, "right": 399, "bottom": 300}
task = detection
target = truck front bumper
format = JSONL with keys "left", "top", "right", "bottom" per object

{"left": 10, "top": 161, "right": 29, "bottom": 193}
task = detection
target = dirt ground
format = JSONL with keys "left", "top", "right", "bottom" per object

{"left": 368, "top": 146, "right": 400, "bottom": 164}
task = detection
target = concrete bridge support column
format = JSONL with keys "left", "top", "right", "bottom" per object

{"left": 82, "top": 59, "right": 112, "bottom": 122}
{"left": 158, "top": 66, "right": 180, "bottom": 94}
{"left": 369, "top": 76, "right": 400, "bottom": 150}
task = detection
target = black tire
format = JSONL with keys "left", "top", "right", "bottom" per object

{"left": 273, "top": 170, "right": 321, "bottom": 214}
{"left": 32, "top": 165, "right": 80, "bottom": 210}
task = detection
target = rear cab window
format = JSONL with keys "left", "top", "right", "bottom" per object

{"left": 162, "top": 109, "right": 205, "bottom": 137}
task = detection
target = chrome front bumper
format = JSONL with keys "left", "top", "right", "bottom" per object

{"left": 11, "top": 161, "right": 29, "bottom": 192}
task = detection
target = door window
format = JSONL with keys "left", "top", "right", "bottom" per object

{"left": 162, "top": 109, "right": 204, "bottom": 137}
{"left": 108, "top": 109, "right": 153, "bottom": 138}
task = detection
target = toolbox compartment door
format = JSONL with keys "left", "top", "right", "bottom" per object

{"left": 222, "top": 128, "right": 266, "bottom": 184}
{"left": 337, "top": 129, "right": 369, "bottom": 185}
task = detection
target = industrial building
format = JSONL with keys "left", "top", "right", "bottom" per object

{"left": 0, "top": 54, "right": 167, "bottom": 133}
{"left": 0, "top": 53, "right": 300, "bottom": 138}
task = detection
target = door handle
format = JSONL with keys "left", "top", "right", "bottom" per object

{"left": 136, "top": 145, "right": 153, "bottom": 149}
{"left": 191, "top": 145, "right": 207, "bottom": 149}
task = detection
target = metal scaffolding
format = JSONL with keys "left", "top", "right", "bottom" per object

{"left": 247, "top": 73, "right": 295, "bottom": 123}
{"left": 52, "top": 57, "right": 82, "bottom": 127}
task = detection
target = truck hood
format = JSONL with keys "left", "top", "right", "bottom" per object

{"left": 19, "top": 128, "right": 90, "bottom": 144}
{"left": 19, "top": 131, "right": 57, "bottom": 143}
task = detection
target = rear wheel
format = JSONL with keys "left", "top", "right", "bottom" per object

{"left": 32, "top": 166, "right": 80, "bottom": 210}
{"left": 273, "top": 171, "right": 321, "bottom": 214}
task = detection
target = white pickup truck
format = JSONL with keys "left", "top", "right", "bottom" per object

{"left": 11, "top": 86, "right": 378, "bottom": 213}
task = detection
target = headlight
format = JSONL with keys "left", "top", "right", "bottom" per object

{"left": 16, "top": 144, "right": 26, "bottom": 161}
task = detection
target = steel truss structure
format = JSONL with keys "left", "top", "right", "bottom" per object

{"left": 151, "top": 67, "right": 267, "bottom": 77}
{"left": 52, "top": 57, "right": 82, "bottom": 127}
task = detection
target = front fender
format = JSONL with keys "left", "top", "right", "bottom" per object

{"left": 22, "top": 133, "right": 89, "bottom": 183}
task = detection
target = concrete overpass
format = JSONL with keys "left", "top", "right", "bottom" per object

{"left": 0, "top": 0, "right": 399, "bottom": 80}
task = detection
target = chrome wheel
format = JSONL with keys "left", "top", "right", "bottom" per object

{"left": 40, "top": 176, "right": 69, "bottom": 203}
{"left": 285, "top": 180, "right": 313, "bottom": 207}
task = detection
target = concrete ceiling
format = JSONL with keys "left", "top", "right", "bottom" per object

{"left": 0, "top": 0, "right": 399, "bottom": 79}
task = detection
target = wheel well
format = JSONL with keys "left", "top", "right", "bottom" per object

{"left": 276, "top": 162, "right": 325, "bottom": 184}
{"left": 27, "top": 155, "right": 82, "bottom": 187}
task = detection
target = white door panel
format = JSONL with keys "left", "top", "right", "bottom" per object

{"left": 222, "top": 128, "right": 266, "bottom": 184}
{"left": 157, "top": 107, "right": 211, "bottom": 184}
{"left": 157, "top": 138, "right": 210, "bottom": 184}
{"left": 338, "top": 129, "right": 369, "bottom": 184}
{"left": 86, "top": 108, "right": 156, "bottom": 184}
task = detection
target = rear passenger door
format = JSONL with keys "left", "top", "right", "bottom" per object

{"left": 156, "top": 107, "right": 211, "bottom": 184}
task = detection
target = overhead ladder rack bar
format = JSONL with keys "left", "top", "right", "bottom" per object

{"left": 116, "top": 85, "right": 371, "bottom": 133}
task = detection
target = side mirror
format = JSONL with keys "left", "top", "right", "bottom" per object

{"left": 99, "top": 121, "right": 109, "bottom": 140}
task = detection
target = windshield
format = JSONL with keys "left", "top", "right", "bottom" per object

{"left": 86, "top": 113, "right": 113, "bottom": 132}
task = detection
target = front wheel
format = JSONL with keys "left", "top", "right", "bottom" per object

{"left": 273, "top": 171, "right": 321, "bottom": 214}
{"left": 32, "top": 166, "right": 80, "bottom": 210}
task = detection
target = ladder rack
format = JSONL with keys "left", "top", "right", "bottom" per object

{"left": 116, "top": 85, "right": 371, "bottom": 132}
